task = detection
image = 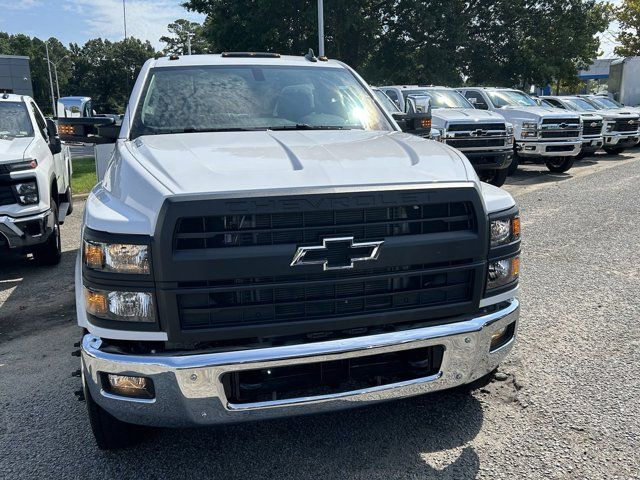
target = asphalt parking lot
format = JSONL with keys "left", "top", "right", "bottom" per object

{"left": 1, "top": 150, "right": 639, "bottom": 479}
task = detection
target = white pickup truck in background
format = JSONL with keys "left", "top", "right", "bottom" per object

{"left": 380, "top": 86, "right": 514, "bottom": 187}
{"left": 0, "top": 93, "right": 73, "bottom": 265}
{"left": 458, "top": 87, "right": 582, "bottom": 174}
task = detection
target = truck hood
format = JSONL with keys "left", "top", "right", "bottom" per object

{"left": 126, "top": 130, "right": 472, "bottom": 195}
{"left": 498, "top": 106, "right": 580, "bottom": 119}
{"left": 0, "top": 137, "right": 34, "bottom": 164}
{"left": 434, "top": 108, "right": 504, "bottom": 124}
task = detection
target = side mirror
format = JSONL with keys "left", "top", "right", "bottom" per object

{"left": 58, "top": 117, "right": 120, "bottom": 144}
{"left": 392, "top": 111, "right": 432, "bottom": 134}
{"left": 46, "top": 119, "right": 62, "bottom": 154}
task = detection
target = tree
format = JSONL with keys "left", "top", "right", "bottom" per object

{"left": 160, "top": 19, "right": 211, "bottom": 55}
{"left": 0, "top": 33, "right": 72, "bottom": 114}
{"left": 67, "top": 38, "right": 158, "bottom": 113}
{"left": 615, "top": 0, "right": 640, "bottom": 56}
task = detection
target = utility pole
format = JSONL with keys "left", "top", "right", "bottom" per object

{"left": 317, "top": 0, "right": 325, "bottom": 57}
{"left": 44, "top": 42, "right": 56, "bottom": 116}
{"left": 44, "top": 54, "right": 69, "bottom": 109}
{"left": 123, "top": 0, "right": 128, "bottom": 39}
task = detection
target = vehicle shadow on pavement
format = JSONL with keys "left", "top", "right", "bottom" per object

{"left": 0, "top": 250, "right": 77, "bottom": 344}
{"left": 114, "top": 391, "right": 484, "bottom": 479}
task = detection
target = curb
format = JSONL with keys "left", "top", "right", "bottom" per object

{"left": 74, "top": 192, "right": 91, "bottom": 201}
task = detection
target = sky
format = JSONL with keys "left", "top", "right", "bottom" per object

{"left": 0, "top": 0, "right": 626, "bottom": 57}
{"left": 0, "top": 0, "right": 205, "bottom": 49}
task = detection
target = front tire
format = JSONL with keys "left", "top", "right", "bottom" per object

{"left": 33, "top": 198, "right": 61, "bottom": 266}
{"left": 84, "top": 377, "right": 146, "bottom": 450}
{"left": 480, "top": 168, "right": 508, "bottom": 187}
{"left": 545, "top": 156, "right": 575, "bottom": 173}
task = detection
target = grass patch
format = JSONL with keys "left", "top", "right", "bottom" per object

{"left": 72, "top": 157, "right": 98, "bottom": 195}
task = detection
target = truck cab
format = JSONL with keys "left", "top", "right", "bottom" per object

{"left": 60, "top": 54, "right": 520, "bottom": 450}
{"left": 540, "top": 96, "right": 604, "bottom": 158}
{"left": 380, "top": 86, "right": 514, "bottom": 187}
{"left": 577, "top": 95, "right": 640, "bottom": 154}
{"left": 0, "top": 93, "right": 73, "bottom": 264}
{"left": 458, "top": 87, "right": 582, "bottom": 174}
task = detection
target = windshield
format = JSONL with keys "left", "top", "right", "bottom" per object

{"left": 130, "top": 65, "right": 392, "bottom": 138}
{"left": 373, "top": 89, "right": 400, "bottom": 113}
{"left": 487, "top": 90, "right": 538, "bottom": 108}
{"left": 590, "top": 97, "right": 622, "bottom": 109}
{"left": 404, "top": 89, "right": 472, "bottom": 109}
{"left": 0, "top": 102, "right": 34, "bottom": 139}
{"left": 564, "top": 98, "right": 598, "bottom": 112}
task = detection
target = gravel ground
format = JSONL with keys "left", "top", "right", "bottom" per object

{"left": 1, "top": 152, "right": 639, "bottom": 479}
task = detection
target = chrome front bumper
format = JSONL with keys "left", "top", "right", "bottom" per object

{"left": 82, "top": 299, "right": 519, "bottom": 427}
{"left": 603, "top": 132, "right": 640, "bottom": 147}
{"left": 516, "top": 140, "right": 581, "bottom": 157}
{"left": 0, "top": 210, "right": 54, "bottom": 250}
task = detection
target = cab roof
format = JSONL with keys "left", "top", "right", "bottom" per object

{"left": 0, "top": 93, "right": 29, "bottom": 103}
{"left": 149, "top": 53, "right": 344, "bottom": 69}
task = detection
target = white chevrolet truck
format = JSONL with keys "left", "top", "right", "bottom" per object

{"left": 380, "top": 86, "right": 514, "bottom": 187}
{"left": 458, "top": 87, "right": 582, "bottom": 174}
{"left": 0, "top": 93, "right": 73, "bottom": 264}
{"left": 60, "top": 53, "right": 521, "bottom": 450}
{"left": 577, "top": 95, "right": 640, "bottom": 154}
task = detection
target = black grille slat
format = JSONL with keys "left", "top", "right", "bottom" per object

{"left": 446, "top": 138, "right": 505, "bottom": 149}
{"left": 542, "top": 118, "right": 580, "bottom": 124}
{"left": 178, "top": 264, "right": 475, "bottom": 330}
{"left": 174, "top": 202, "right": 475, "bottom": 250}
{"left": 540, "top": 130, "right": 581, "bottom": 139}
{"left": 447, "top": 123, "right": 505, "bottom": 131}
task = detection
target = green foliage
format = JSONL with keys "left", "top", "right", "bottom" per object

{"left": 67, "top": 38, "right": 158, "bottom": 114}
{"left": 71, "top": 157, "right": 98, "bottom": 194}
{"left": 160, "top": 19, "right": 211, "bottom": 55}
{"left": 615, "top": 0, "right": 640, "bottom": 56}
{"left": 184, "top": 0, "right": 612, "bottom": 88}
{"left": 0, "top": 33, "right": 157, "bottom": 115}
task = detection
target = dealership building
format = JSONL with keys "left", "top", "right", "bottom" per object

{"left": 0, "top": 54, "right": 33, "bottom": 96}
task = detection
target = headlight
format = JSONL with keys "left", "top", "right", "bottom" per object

{"left": 5, "top": 159, "right": 38, "bottom": 171}
{"left": 13, "top": 181, "right": 39, "bottom": 205}
{"left": 83, "top": 240, "right": 150, "bottom": 274}
{"left": 522, "top": 121, "right": 538, "bottom": 130}
{"left": 490, "top": 214, "right": 520, "bottom": 247}
{"left": 487, "top": 255, "right": 520, "bottom": 291}
{"left": 84, "top": 287, "right": 155, "bottom": 322}
{"left": 606, "top": 123, "right": 614, "bottom": 132}
{"left": 507, "top": 124, "right": 514, "bottom": 135}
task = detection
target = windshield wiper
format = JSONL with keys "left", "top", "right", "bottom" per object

{"left": 268, "top": 124, "right": 352, "bottom": 131}
{"left": 177, "top": 127, "right": 267, "bottom": 133}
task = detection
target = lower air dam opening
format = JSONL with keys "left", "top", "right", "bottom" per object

{"left": 222, "top": 345, "right": 445, "bottom": 405}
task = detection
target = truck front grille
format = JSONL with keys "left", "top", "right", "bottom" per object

{"left": 443, "top": 123, "right": 507, "bottom": 151}
{"left": 174, "top": 201, "right": 475, "bottom": 250}
{"left": 447, "top": 138, "right": 505, "bottom": 149}
{"left": 0, "top": 185, "right": 16, "bottom": 206}
{"left": 583, "top": 121, "right": 603, "bottom": 136}
{"left": 176, "top": 261, "right": 476, "bottom": 331}
{"left": 613, "top": 119, "right": 639, "bottom": 133}
{"left": 155, "top": 187, "right": 487, "bottom": 343}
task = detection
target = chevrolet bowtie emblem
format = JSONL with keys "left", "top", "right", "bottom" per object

{"left": 470, "top": 129, "right": 487, "bottom": 137}
{"left": 559, "top": 123, "right": 568, "bottom": 129}
{"left": 290, "top": 236, "right": 384, "bottom": 271}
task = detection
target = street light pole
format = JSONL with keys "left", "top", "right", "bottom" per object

{"left": 44, "top": 42, "right": 56, "bottom": 116}
{"left": 123, "top": 0, "right": 128, "bottom": 39}
{"left": 187, "top": 33, "right": 194, "bottom": 55}
{"left": 317, "top": 0, "right": 325, "bottom": 57}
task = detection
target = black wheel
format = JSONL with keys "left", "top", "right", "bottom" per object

{"left": 507, "top": 154, "right": 519, "bottom": 176}
{"left": 545, "top": 156, "right": 575, "bottom": 173}
{"left": 84, "top": 376, "right": 146, "bottom": 450}
{"left": 33, "top": 198, "right": 61, "bottom": 266}
{"left": 480, "top": 168, "right": 508, "bottom": 187}
{"left": 603, "top": 147, "right": 625, "bottom": 155}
